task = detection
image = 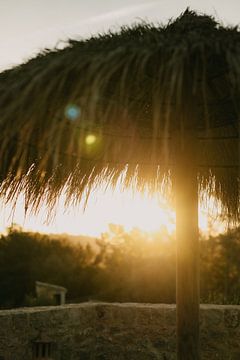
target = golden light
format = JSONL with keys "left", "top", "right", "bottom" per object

{"left": 0, "top": 183, "right": 226, "bottom": 238}
{"left": 85, "top": 134, "right": 97, "bottom": 145}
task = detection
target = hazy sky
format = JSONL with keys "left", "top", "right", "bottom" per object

{"left": 1, "top": 0, "right": 240, "bottom": 70}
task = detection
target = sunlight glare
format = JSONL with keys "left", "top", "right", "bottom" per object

{"left": 0, "top": 183, "right": 226, "bottom": 238}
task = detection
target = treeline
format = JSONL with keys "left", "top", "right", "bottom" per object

{"left": 0, "top": 225, "right": 240, "bottom": 308}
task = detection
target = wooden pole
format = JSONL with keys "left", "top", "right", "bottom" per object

{"left": 174, "top": 126, "right": 200, "bottom": 360}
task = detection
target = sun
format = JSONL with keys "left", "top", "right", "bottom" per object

{"left": 0, "top": 183, "right": 225, "bottom": 237}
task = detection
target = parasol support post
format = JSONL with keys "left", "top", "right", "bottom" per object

{"left": 174, "top": 126, "right": 200, "bottom": 360}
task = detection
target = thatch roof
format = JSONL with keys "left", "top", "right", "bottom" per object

{"left": 0, "top": 9, "right": 239, "bottom": 219}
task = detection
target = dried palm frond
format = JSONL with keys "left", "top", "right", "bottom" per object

{"left": 0, "top": 9, "right": 239, "bottom": 219}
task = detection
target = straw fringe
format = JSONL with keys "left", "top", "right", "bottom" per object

{"left": 0, "top": 9, "right": 239, "bottom": 219}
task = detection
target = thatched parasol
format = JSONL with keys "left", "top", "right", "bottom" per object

{"left": 0, "top": 9, "right": 239, "bottom": 359}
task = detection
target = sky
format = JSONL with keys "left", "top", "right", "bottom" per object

{"left": 0, "top": 0, "right": 238, "bottom": 236}
{"left": 1, "top": 0, "right": 240, "bottom": 71}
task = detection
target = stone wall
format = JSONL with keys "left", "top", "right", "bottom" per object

{"left": 0, "top": 303, "right": 240, "bottom": 359}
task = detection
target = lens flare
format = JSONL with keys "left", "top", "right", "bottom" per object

{"left": 85, "top": 134, "right": 97, "bottom": 145}
{"left": 65, "top": 104, "right": 81, "bottom": 120}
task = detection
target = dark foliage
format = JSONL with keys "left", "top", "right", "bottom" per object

{"left": 0, "top": 225, "right": 240, "bottom": 308}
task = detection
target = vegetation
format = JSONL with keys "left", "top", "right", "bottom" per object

{"left": 0, "top": 225, "right": 240, "bottom": 308}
